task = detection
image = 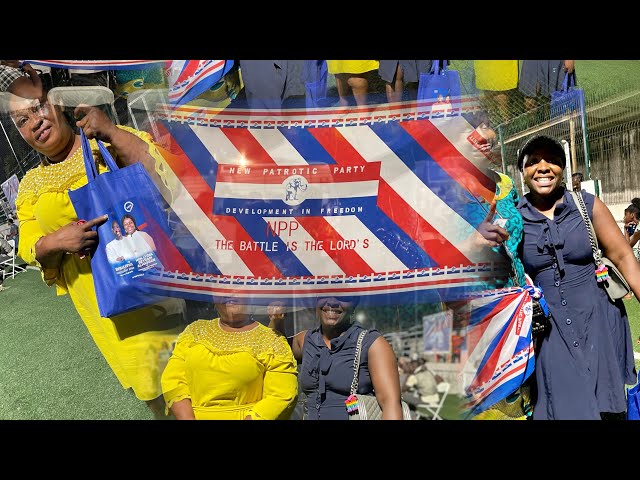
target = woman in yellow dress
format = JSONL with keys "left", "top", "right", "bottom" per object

{"left": 473, "top": 60, "right": 519, "bottom": 124}
{"left": 8, "top": 70, "right": 186, "bottom": 417}
{"left": 161, "top": 299, "right": 298, "bottom": 420}
{"left": 326, "top": 60, "right": 380, "bottom": 107}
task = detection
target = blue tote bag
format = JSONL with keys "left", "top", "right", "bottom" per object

{"left": 627, "top": 372, "right": 640, "bottom": 420}
{"left": 304, "top": 60, "right": 329, "bottom": 109}
{"left": 417, "top": 60, "right": 461, "bottom": 116}
{"left": 550, "top": 71, "right": 583, "bottom": 117}
{"left": 68, "top": 131, "right": 170, "bottom": 318}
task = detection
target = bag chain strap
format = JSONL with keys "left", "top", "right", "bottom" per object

{"left": 350, "top": 330, "right": 368, "bottom": 395}
{"left": 572, "top": 191, "right": 603, "bottom": 266}
{"left": 571, "top": 190, "right": 610, "bottom": 282}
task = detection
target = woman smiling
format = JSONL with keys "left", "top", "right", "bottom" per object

{"left": 516, "top": 134, "right": 640, "bottom": 420}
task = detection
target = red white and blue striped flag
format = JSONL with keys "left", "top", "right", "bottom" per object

{"left": 461, "top": 284, "right": 537, "bottom": 417}
{"left": 119, "top": 98, "right": 511, "bottom": 308}
{"left": 165, "top": 60, "right": 234, "bottom": 107}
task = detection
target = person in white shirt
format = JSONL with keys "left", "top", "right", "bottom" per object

{"left": 121, "top": 213, "right": 156, "bottom": 257}
{"left": 105, "top": 220, "right": 133, "bottom": 263}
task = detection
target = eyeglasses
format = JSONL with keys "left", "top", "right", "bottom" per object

{"left": 10, "top": 98, "right": 50, "bottom": 130}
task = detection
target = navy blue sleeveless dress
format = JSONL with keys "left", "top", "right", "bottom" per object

{"left": 517, "top": 188, "right": 636, "bottom": 419}
{"left": 299, "top": 322, "right": 381, "bottom": 420}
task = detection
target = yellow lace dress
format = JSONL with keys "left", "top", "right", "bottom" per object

{"left": 15, "top": 126, "right": 185, "bottom": 402}
{"left": 161, "top": 319, "right": 299, "bottom": 420}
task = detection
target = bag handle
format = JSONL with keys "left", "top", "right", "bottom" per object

{"left": 349, "top": 329, "right": 368, "bottom": 395}
{"left": 429, "top": 60, "right": 449, "bottom": 75}
{"left": 79, "top": 130, "right": 121, "bottom": 183}
{"left": 561, "top": 71, "right": 577, "bottom": 92}
{"left": 96, "top": 137, "right": 120, "bottom": 173}
{"left": 569, "top": 190, "right": 604, "bottom": 267}
{"left": 79, "top": 129, "right": 99, "bottom": 181}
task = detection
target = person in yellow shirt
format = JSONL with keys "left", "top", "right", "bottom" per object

{"left": 473, "top": 60, "right": 518, "bottom": 124}
{"left": 161, "top": 299, "right": 299, "bottom": 420}
{"left": 326, "top": 60, "right": 380, "bottom": 107}
{"left": 8, "top": 69, "right": 186, "bottom": 418}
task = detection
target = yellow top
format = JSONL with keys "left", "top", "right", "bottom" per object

{"left": 326, "top": 60, "right": 380, "bottom": 75}
{"left": 473, "top": 60, "right": 519, "bottom": 91}
{"left": 15, "top": 126, "right": 185, "bottom": 402}
{"left": 161, "top": 319, "right": 299, "bottom": 420}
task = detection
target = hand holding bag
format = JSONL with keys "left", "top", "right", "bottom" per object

{"left": 345, "top": 329, "right": 412, "bottom": 420}
{"left": 551, "top": 71, "right": 583, "bottom": 117}
{"left": 68, "top": 130, "right": 171, "bottom": 317}
{"left": 570, "top": 190, "right": 631, "bottom": 301}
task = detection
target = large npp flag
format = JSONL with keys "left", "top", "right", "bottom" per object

{"left": 133, "top": 97, "right": 511, "bottom": 308}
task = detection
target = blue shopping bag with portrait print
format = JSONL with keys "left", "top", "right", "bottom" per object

{"left": 417, "top": 60, "right": 461, "bottom": 117}
{"left": 627, "top": 372, "right": 640, "bottom": 420}
{"left": 68, "top": 130, "right": 172, "bottom": 318}
{"left": 550, "top": 71, "right": 583, "bottom": 118}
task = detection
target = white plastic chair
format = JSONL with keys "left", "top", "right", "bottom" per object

{"left": 416, "top": 381, "right": 450, "bottom": 420}
{"left": 0, "top": 238, "right": 26, "bottom": 280}
{"left": 48, "top": 86, "right": 119, "bottom": 124}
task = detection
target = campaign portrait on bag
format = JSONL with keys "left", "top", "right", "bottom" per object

{"left": 122, "top": 213, "right": 157, "bottom": 255}
{"left": 430, "top": 93, "right": 453, "bottom": 118}
{"left": 99, "top": 203, "right": 164, "bottom": 277}
{"left": 105, "top": 219, "right": 134, "bottom": 264}
{"left": 120, "top": 212, "right": 163, "bottom": 272}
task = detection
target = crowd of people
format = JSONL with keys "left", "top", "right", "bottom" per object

{"left": 472, "top": 60, "right": 575, "bottom": 123}
{"left": 1, "top": 58, "right": 639, "bottom": 421}
{"left": 1, "top": 59, "right": 575, "bottom": 117}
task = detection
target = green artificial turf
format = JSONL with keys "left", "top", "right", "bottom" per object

{"left": 0, "top": 270, "right": 154, "bottom": 420}
{"left": 623, "top": 295, "right": 640, "bottom": 377}
{"left": 2, "top": 270, "right": 638, "bottom": 419}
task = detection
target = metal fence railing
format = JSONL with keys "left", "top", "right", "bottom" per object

{"left": 498, "top": 103, "right": 589, "bottom": 197}
{"left": 496, "top": 82, "right": 640, "bottom": 206}
{"left": 582, "top": 87, "right": 640, "bottom": 205}
{"left": 0, "top": 114, "right": 42, "bottom": 224}
{"left": 586, "top": 119, "right": 640, "bottom": 205}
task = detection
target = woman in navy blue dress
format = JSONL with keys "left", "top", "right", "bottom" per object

{"left": 290, "top": 297, "right": 405, "bottom": 420}
{"left": 516, "top": 135, "right": 639, "bottom": 420}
